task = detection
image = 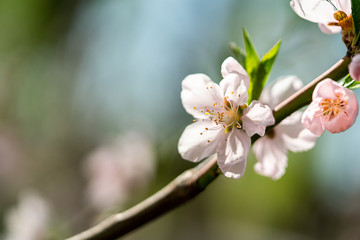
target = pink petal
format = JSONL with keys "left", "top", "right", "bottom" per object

{"left": 253, "top": 134, "right": 288, "bottom": 180}
{"left": 278, "top": 111, "right": 317, "bottom": 152}
{"left": 302, "top": 79, "right": 359, "bottom": 135}
{"left": 181, "top": 74, "right": 224, "bottom": 119}
{"left": 323, "top": 87, "right": 359, "bottom": 133}
{"left": 219, "top": 73, "right": 248, "bottom": 106}
{"left": 349, "top": 54, "right": 360, "bottom": 81}
{"left": 178, "top": 120, "right": 224, "bottom": 162}
{"left": 217, "top": 129, "right": 251, "bottom": 179}
{"left": 313, "top": 79, "right": 340, "bottom": 99}
{"left": 301, "top": 101, "right": 325, "bottom": 136}
{"left": 260, "top": 75, "right": 303, "bottom": 109}
{"left": 242, "top": 101, "right": 275, "bottom": 137}
{"left": 221, "top": 57, "right": 249, "bottom": 89}
{"left": 290, "top": 0, "right": 336, "bottom": 23}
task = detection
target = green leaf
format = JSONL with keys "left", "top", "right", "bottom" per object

{"left": 229, "top": 42, "right": 246, "bottom": 67}
{"left": 253, "top": 40, "right": 282, "bottom": 101}
{"left": 352, "top": 0, "right": 360, "bottom": 44}
{"left": 240, "top": 29, "right": 281, "bottom": 103}
{"left": 242, "top": 29, "right": 259, "bottom": 103}
{"left": 243, "top": 29, "right": 259, "bottom": 78}
{"left": 342, "top": 74, "right": 360, "bottom": 89}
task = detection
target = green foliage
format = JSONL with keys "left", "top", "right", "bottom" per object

{"left": 243, "top": 30, "right": 259, "bottom": 86}
{"left": 242, "top": 29, "right": 281, "bottom": 103}
{"left": 352, "top": 0, "right": 360, "bottom": 44}
{"left": 229, "top": 42, "right": 246, "bottom": 67}
{"left": 258, "top": 39, "right": 281, "bottom": 94}
{"left": 342, "top": 74, "right": 360, "bottom": 89}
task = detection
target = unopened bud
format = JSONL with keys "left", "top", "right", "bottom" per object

{"left": 349, "top": 54, "right": 360, "bottom": 81}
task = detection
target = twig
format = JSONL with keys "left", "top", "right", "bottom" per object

{"left": 66, "top": 155, "right": 220, "bottom": 240}
{"left": 272, "top": 56, "right": 350, "bottom": 124}
{"left": 66, "top": 56, "right": 350, "bottom": 240}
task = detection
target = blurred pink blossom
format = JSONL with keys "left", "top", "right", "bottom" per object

{"left": 290, "top": 0, "right": 352, "bottom": 34}
{"left": 349, "top": 54, "right": 360, "bottom": 81}
{"left": 253, "top": 76, "right": 317, "bottom": 180}
{"left": 83, "top": 131, "right": 155, "bottom": 212}
{"left": 3, "top": 191, "right": 51, "bottom": 240}
{"left": 178, "top": 57, "right": 274, "bottom": 179}
{"left": 301, "top": 79, "right": 358, "bottom": 136}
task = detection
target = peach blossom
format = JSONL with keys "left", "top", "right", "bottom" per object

{"left": 178, "top": 57, "right": 274, "bottom": 179}
{"left": 301, "top": 79, "right": 358, "bottom": 136}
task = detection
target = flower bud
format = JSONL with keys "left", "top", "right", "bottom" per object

{"left": 349, "top": 54, "right": 360, "bottom": 81}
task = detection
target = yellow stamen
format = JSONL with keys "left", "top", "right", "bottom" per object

{"left": 328, "top": 11, "right": 353, "bottom": 30}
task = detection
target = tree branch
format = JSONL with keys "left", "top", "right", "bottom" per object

{"left": 66, "top": 56, "right": 350, "bottom": 240}
{"left": 272, "top": 55, "right": 350, "bottom": 125}
{"left": 66, "top": 156, "right": 220, "bottom": 240}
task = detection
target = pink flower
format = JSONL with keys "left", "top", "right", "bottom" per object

{"left": 301, "top": 79, "right": 359, "bottom": 136}
{"left": 83, "top": 132, "right": 155, "bottom": 211}
{"left": 290, "top": 0, "right": 352, "bottom": 34}
{"left": 253, "top": 76, "right": 317, "bottom": 180}
{"left": 178, "top": 57, "right": 275, "bottom": 179}
{"left": 349, "top": 54, "right": 360, "bottom": 81}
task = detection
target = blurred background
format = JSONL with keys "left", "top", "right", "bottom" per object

{"left": 0, "top": 0, "right": 359, "bottom": 239}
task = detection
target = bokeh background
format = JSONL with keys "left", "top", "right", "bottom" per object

{"left": 0, "top": 0, "right": 359, "bottom": 239}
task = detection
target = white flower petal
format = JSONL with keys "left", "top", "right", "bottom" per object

{"left": 221, "top": 158, "right": 247, "bottom": 179}
{"left": 253, "top": 134, "right": 288, "bottom": 180}
{"left": 242, "top": 101, "right": 275, "bottom": 137}
{"left": 290, "top": 0, "right": 336, "bottom": 23}
{"left": 219, "top": 73, "right": 248, "bottom": 106}
{"left": 260, "top": 75, "right": 303, "bottom": 108}
{"left": 217, "top": 130, "right": 251, "bottom": 179}
{"left": 337, "top": 0, "right": 351, "bottom": 15}
{"left": 278, "top": 111, "right": 317, "bottom": 152}
{"left": 178, "top": 120, "right": 224, "bottom": 162}
{"left": 221, "top": 57, "right": 249, "bottom": 89}
{"left": 181, "top": 74, "right": 224, "bottom": 119}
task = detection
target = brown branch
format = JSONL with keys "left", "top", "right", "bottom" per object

{"left": 272, "top": 55, "right": 351, "bottom": 125}
{"left": 66, "top": 56, "right": 350, "bottom": 240}
{"left": 66, "top": 155, "right": 220, "bottom": 240}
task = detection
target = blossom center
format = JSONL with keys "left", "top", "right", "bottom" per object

{"left": 205, "top": 98, "right": 246, "bottom": 134}
{"left": 318, "top": 94, "right": 348, "bottom": 120}
{"left": 224, "top": 108, "right": 241, "bottom": 126}
{"left": 328, "top": 11, "right": 353, "bottom": 31}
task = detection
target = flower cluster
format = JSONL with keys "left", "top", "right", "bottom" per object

{"left": 290, "top": 0, "right": 360, "bottom": 134}
{"left": 178, "top": 0, "right": 360, "bottom": 181}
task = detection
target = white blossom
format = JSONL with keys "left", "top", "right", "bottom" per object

{"left": 178, "top": 57, "right": 274, "bottom": 179}
{"left": 290, "top": 0, "right": 352, "bottom": 34}
{"left": 253, "top": 76, "right": 317, "bottom": 180}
